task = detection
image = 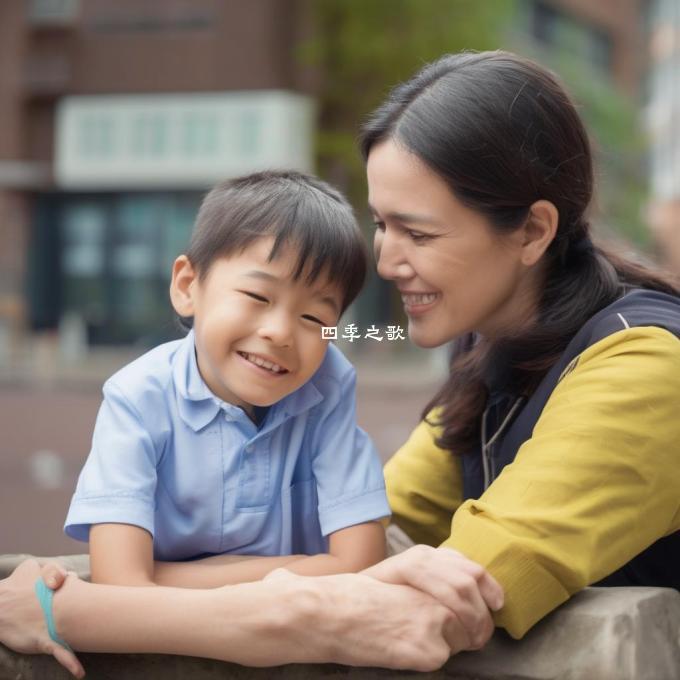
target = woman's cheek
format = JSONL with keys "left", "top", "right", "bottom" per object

{"left": 373, "top": 231, "right": 383, "bottom": 261}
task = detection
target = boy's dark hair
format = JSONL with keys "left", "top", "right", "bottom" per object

{"left": 360, "top": 50, "right": 678, "bottom": 455}
{"left": 186, "top": 170, "right": 368, "bottom": 315}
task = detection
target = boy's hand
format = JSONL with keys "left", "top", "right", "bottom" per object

{"left": 0, "top": 559, "right": 85, "bottom": 678}
{"left": 39, "top": 562, "right": 70, "bottom": 590}
{"left": 362, "top": 545, "right": 503, "bottom": 650}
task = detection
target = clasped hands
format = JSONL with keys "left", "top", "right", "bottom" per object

{"left": 265, "top": 544, "right": 503, "bottom": 671}
{"left": 0, "top": 545, "right": 502, "bottom": 676}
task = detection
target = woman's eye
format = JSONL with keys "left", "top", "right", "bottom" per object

{"left": 407, "top": 230, "right": 431, "bottom": 243}
{"left": 302, "top": 314, "right": 325, "bottom": 325}
{"left": 372, "top": 220, "right": 386, "bottom": 233}
{"left": 242, "top": 291, "right": 268, "bottom": 303}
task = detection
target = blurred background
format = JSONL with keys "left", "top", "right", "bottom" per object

{"left": 0, "top": 0, "right": 678, "bottom": 555}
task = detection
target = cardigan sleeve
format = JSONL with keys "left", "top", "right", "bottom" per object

{"left": 384, "top": 414, "right": 464, "bottom": 548}
{"left": 442, "top": 326, "right": 680, "bottom": 638}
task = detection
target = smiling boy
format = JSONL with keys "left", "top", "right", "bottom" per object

{"left": 64, "top": 171, "right": 390, "bottom": 587}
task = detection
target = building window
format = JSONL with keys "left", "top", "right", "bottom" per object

{"left": 85, "top": 3, "right": 215, "bottom": 34}
{"left": 34, "top": 192, "right": 202, "bottom": 345}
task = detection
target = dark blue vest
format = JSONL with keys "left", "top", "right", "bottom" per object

{"left": 460, "top": 289, "right": 680, "bottom": 589}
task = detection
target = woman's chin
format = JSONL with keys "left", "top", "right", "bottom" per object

{"left": 408, "top": 324, "right": 449, "bottom": 349}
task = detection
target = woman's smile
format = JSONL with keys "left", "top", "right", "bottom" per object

{"left": 400, "top": 291, "right": 440, "bottom": 315}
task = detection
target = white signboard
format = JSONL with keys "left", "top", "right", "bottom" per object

{"left": 55, "top": 91, "right": 315, "bottom": 189}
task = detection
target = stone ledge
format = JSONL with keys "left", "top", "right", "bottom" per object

{"left": 2, "top": 554, "right": 679, "bottom": 680}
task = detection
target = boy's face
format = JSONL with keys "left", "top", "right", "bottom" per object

{"left": 170, "top": 237, "right": 343, "bottom": 415}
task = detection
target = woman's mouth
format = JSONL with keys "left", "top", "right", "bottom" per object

{"left": 401, "top": 292, "right": 439, "bottom": 314}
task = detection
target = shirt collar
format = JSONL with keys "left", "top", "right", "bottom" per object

{"left": 172, "top": 330, "right": 222, "bottom": 431}
{"left": 172, "top": 329, "right": 324, "bottom": 432}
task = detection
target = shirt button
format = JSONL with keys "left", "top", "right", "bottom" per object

{"left": 245, "top": 444, "right": 254, "bottom": 453}
{"left": 224, "top": 412, "right": 234, "bottom": 422}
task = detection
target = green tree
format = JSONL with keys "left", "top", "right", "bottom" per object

{"left": 300, "top": 0, "right": 511, "bottom": 207}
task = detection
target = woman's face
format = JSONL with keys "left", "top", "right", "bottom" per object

{"left": 367, "top": 139, "right": 538, "bottom": 347}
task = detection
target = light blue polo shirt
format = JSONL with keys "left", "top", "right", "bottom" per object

{"left": 64, "top": 331, "right": 390, "bottom": 561}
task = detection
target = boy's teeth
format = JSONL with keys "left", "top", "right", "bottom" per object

{"left": 242, "top": 352, "right": 285, "bottom": 374}
{"left": 402, "top": 293, "right": 437, "bottom": 306}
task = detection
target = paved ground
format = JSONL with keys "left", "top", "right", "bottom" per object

{"left": 0, "top": 351, "right": 443, "bottom": 555}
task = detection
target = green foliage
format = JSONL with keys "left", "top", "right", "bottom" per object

{"left": 299, "top": 0, "right": 511, "bottom": 206}
{"left": 571, "top": 69, "right": 650, "bottom": 248}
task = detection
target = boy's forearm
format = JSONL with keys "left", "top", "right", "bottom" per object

{"left": 153, "top": 554, "right": 306, "bottom": 587}
{"left": 281, "top": 554, "right": 352, "bottom": 576}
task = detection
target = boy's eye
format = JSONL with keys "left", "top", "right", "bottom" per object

{"left": 302, "top": 314, "right": 325, "bottom": 325}
{"left": 241, "top": 291, "right": 269, "bottom": 303}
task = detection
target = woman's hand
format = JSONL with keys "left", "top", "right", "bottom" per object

{"left": 264, "top": 567, "right": 476, "bottom": 671}
{"left": 362, "top": 545, "right": 504, "bottom": 650}
{"left": 0, "top": 559, "right": 84, "bottom": 678}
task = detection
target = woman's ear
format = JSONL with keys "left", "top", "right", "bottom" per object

{"left": 169, "top": 255, "right": 197, "bottom": 317}
{"left": 520, "top": 200, "right": 559, "bottom": 266}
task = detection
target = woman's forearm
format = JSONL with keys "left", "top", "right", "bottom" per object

{"left": 52, "top": 574, "right": 325, "bottom": 666}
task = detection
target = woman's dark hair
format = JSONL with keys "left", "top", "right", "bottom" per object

{"left": 185, "top": 170, "right": 368, "bottom": 315}
{"left": 360, "top": 50, "right": 678, "bottom": 454}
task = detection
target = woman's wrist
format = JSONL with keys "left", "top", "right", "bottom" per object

{"left": 257, "top": 571, "right": 337, "bottom": 664}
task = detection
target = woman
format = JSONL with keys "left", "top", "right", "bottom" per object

{"left": 363, "top": 50, "right": 680, "bottom": 638}
{"left": 2, "top": 49, "right": 679, "bottom": 673}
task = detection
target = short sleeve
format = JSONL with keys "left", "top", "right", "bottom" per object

{"left": 311, "top": 368, "right": 391, "bottom": 536}
{"left": 64, "top": 380, "right": 160, "bottom": 541}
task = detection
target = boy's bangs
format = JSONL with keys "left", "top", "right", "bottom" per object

{"left": 265, "top": 193, "right": 367, "bottom": 311}
{"left": 188, "top": 171, "right": 368, "bottom": 313}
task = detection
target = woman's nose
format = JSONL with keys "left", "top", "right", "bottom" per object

{"left": 375, "top": 230, "right": 414, "bottom": 281}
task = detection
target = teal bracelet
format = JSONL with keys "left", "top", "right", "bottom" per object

{"left": 34, "top": 578, "right": 72, "bottom": 651}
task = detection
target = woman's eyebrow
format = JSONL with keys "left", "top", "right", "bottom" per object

{"left": 368, "top": 204, "right": 443, "bottom": 227}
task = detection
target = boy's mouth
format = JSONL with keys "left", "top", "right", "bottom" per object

{"left": 237, "top": 351, "right": 289, "bottom": 375}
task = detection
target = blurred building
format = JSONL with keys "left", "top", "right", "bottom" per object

{"left": 0, "top": 0, "right": 657, "bottom": 365}
{"left": 646, "top": 0, "right": 680, "bottom": 272}
{"left": 0, "top": 0, "right": 312, "bottom": 358}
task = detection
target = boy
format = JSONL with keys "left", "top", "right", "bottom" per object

{"left": 65, "top": 171, "right": 390, "bottom": 587}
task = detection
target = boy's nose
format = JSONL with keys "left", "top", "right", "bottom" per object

{"left": 257, "top": 314, "right": 294, "bottom": 347}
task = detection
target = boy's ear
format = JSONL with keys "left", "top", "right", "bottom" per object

{"left": 519, "top": 199, "right": 559, "bottom": 266}
{"left": 169, "top": 255, "right": 197, "bottom": 317}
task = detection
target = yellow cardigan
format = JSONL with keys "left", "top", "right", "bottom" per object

{"left": 384, "top": 327, "right": 680, "bottom": 638}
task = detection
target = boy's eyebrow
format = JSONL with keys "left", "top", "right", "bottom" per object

{"left": 368, "top": 203, "right": 444, "bottom": 227}
{"left": 243, "top": 270, "right": 340, "bottom": 315}
{"left": 244, "top": 270, "right": 278, "bottom": 283}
